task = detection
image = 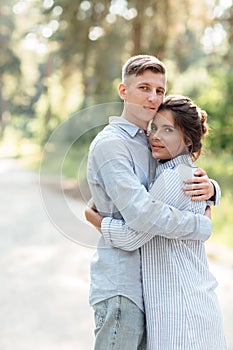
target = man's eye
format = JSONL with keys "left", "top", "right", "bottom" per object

{"left": 140, "top": 86, "right": 149, "bottom": 91}
{"left": 150, "top": 125, "right": 157, "bottom": 134}
{"left": 157, "top": 90, "right": 164, "bottom": 95}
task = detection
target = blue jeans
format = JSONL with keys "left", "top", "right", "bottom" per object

{"left": 93, "top": 296, "right": 146, "bottom": 350}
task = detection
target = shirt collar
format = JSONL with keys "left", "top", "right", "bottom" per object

{"left": 109, "top": 116, "right": 145, "bottom": 138}
{"left": 158, "top": 154, "right": 194, "bottom": 171}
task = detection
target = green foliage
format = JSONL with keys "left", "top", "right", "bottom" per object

{"left": 2, "top": 0, "right": 232, "bottom": 151}
{"left": 196, "top": 152, "right": 233, "bottom": 248}
{"left": 168, "top": 62, "right": 233, "bottom": 155}
{"left": 196, "top": 152, "right": 233, "bottom": 197}
{"left": 211, "top": 194, "right": 233, "bottom": 248}
{"left": 195, "top": 68, "right": 233, "bottom": 153}
{"left": 0, "top": 0, "right": 21, "bottom": 136}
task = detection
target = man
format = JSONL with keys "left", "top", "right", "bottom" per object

{"left": 86, "top": 55, "right": 219, "bottom": 349}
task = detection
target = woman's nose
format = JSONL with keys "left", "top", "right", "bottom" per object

{"left": 151, "top": 130, "right": 160, "bottom": 139}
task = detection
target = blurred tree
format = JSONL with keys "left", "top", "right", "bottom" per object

{"left": 200, "top": 68, "right": 233, "bottom": 153}
{"left": 218, "top": 3, "right": 233, "bottom": 63}
{"left": 196, "top": 1, "right": 233, "bottom": 153}
{"left": 38, "top": 0, "right": 215, "bottom": 109}
{"left": 0, "top": 1, "right": 21, "bottom": 137}
{"left": 3, "top": 0, "right": 232, "bottom": 152}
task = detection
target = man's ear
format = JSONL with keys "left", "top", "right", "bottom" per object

{"left": 118, "top": 83, "right": 127, "bottom": 100}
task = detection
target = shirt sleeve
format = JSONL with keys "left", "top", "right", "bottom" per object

{"left": 207, "top": 179, "right": 221, "bottom": 206}
{"left": 101, "top": 167, "right": 211, "bottom": 251}
{"left": 91, "top": 139, "right": 211, "bottom": 248}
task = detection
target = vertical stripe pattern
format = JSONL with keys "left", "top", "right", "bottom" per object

{"left": 142, "top": 155, "right": 226, "bottom": 349}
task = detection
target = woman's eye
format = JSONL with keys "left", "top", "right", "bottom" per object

{"left": 165, "top": 127, "right": 174, "bottom": 132}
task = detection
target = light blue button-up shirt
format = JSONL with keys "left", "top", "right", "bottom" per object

{"left": 87, "top": 116, "right": 213, "bottom": 311}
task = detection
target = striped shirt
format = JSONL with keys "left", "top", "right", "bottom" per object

{"left": 102, "top": 155, "right": 226, "bottom": 349}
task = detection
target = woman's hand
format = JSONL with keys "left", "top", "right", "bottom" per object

{"left": 183, "top": 167, "right": 215, "bottom": 201}
{"left": 85, "top": 200, "right": 104, "bottom": 233}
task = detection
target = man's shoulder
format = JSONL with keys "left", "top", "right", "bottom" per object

{"left": 91, "top": 124, "right": 122, "bottom": 147}
{"left": 90, "top": 118, "right": 131, "bottom": 149}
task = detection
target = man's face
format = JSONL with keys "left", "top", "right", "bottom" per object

{"left": 119, "top": 70, "right": 166, "bottom": 130}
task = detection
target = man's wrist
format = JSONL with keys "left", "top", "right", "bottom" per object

{"left": 209, "top": 181, "right": 216, "bottom": 202}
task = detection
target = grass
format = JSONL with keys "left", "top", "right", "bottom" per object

{"left": 210, "top": 194, "right": 233, "bottom": 248}
{"left": 196, "top": 152, "right": 233, "bottom": 197}
{"left": 196, "top": 151, "right": 233, "bottom": 248}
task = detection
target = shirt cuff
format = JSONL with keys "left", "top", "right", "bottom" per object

{"left": 208, "top": 179, "right": 221, "bottom": 206}
{"left": 101, "top": 217, "right": 114, "bottom": 246}
{"left": 198, "top": 215, "right": 212, "bottom": 241}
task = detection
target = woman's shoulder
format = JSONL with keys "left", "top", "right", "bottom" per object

{"left": 175, "top": 163, "right": 196, "bottom": 181}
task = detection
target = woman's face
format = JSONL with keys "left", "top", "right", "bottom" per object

{"left": 149, "top": 109, "right": 188, "bottom": 160}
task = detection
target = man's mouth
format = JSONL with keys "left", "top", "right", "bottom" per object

{"left": 143, "top": 106, "right": 156, "bottom": 111}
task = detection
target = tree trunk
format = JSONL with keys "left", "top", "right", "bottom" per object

{"left": 0, "top": 84, "right": 7, "bottom": 138}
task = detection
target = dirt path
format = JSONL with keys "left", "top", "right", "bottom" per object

{"left": 0, "top": 158, "right": 95, "bottom": 350}
{"left": 0, "top": 157, "right": 232, "bottom": 349}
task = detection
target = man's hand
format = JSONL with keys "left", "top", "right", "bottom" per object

{"left": 87, "top": 198, "right": 98, "bottom": 212}
{"left": 205, "top": 205, "right": 211, "bottom": 219}
{"left": 85, "top": 200, "right": 104, "bottom": 233}
{"left": 183, "top": 167, "right": 215, "bottom": 201}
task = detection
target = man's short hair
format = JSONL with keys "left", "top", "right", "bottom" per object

{"left": 122, "top": 54, "right": 167, "bottom": 82}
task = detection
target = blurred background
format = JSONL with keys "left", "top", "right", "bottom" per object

{"left": 1, "top": 0, "right": 233, "bottom": 246}
{"left": 1, "top": 0, "right": 233, "bottom": 349}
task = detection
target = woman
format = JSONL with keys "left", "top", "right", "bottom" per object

{"left": 86, "top": 95, "right": 226, "bottom": 349}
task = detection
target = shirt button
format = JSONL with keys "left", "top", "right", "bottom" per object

{"left": 139, "top": 129, "right": 143, "bottom": 134}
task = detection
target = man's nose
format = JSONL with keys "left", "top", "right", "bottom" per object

{"left": 148, "top": 89, "right": 158, "bottom": 102}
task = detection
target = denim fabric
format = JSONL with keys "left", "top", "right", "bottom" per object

{"left": 93, "top": 296, "right": 146, "bottom": 350}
